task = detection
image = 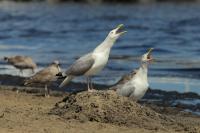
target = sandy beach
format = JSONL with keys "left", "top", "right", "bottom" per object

{"left": 0, "top": 79, "right": 200, "bottom": 133}
{"left": 0, "top": 89, "right": 153, "bottom": 133}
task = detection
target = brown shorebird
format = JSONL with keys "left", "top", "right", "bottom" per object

{"left": 57, "top": 24, "right": 126, "bottom": 92}
{"left": 24, "top": 61, "right": 61, "bottom": 97}
{"left": 4, "top": 55, "right": 37, "bottom": 76}
{"left": 111, "top": 48, "right": 154, "bottom": 100}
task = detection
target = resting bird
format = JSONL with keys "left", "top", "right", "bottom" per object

{"left": 4, "top": 55, "right": 37, "bottom": 76}
{"left": 111, "top": 48, "right": 154, "bottom": 100}
{"left": 58, "top": 24, "right": 126, "bottom": 92}
{"left": 24, "top": 61, "right": 61, "bottom": 97}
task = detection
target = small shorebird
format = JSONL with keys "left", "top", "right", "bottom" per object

{"left": 24, "top": 61, "right": 61, "bottom": 97}
{"left": 57, "top": 24, "right": 126, "bottom": 92}
{"left": 111, "top": 48, "right": 154, "bottom": 100}
{"left": 4, "top": 55, "right": 37, "bottom": 76}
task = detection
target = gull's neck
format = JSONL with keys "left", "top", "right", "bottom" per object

{"left": 94, "top": 35, "right": 116, "bottom": 53}
{"left": 137, "top": 62, "right": 148, "bottom": 80}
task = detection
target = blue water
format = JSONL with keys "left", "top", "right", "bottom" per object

{"left": 0, "top": 1, "right": 200, "bottom": 94}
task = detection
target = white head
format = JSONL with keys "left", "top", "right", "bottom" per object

{"left": 141, "top": 48, "right": 154, "bottom": 63}
{"left": 95, "top": 24, "right": 126, "bottom": 52}
{"left": 107, "top": 24, "right": 127, "bottom": 40}
{"left": 51, "top": 60, "right": 61, "bottom": 72}
{"left": 52, "top": 60, "right": 60, "bottom": 65}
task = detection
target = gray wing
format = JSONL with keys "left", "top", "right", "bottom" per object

{"left": 110, "top": 70, "right": 137, "bottom": 90}
{"left": 24, "top": 67, "right": 53, "bottom": 85}
{"left": 65, "top": 53, "right": 95, "bottom": 76}
{"left": 11, "top": 56, "right": 35, "bottom": 69}
{"left": 14, "top": 62, "right": 31, "bottom": 69}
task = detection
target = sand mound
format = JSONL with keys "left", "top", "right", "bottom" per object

{"left": 50, "top": 90, "right": 199, "bottom": 132}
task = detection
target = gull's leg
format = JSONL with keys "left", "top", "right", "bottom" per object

{"left": 47, "top": 87, "right": 50, "bottom": 98}
{"left": 19, "top": 69, "right": 24, "bottom": 77}
{"left": 44, "top": 84, "right": 50, "bottom": 98}
{"left": 45, "top": 84, "right": 47, "bottom": 97}
{"left": 87, "top": 76, "right": 91, "bottom": 92}
{"left": 16, "top": 89, "right": 19, "bottom": 94}
{"left": 18, "top": 69, "right": 22, "bottom": 76}
{"left": 89, "top": 77, "right": 95, "bottom": 91}
{"left": 31, "top": 68, "right": 35, "bottom": 74}
{"left": 88, "top": 77, "right": 96, "bottom": 92}
{"left": 90, "top": 77, "right": 93, "bottom": 89}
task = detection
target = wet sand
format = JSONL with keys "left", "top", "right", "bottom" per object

{"left": 0, "top": 75, "right": 200, "bottom": 133}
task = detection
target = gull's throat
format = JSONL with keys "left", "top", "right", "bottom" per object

{"left": 94, "top": 36, "right": 116, "bottom": 53}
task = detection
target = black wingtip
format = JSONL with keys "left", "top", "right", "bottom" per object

{"left": 56, "top": 72, "right": 63, "bottom": 77}
{"left": 56, "top": 72, "right": 66, "bottom": 79}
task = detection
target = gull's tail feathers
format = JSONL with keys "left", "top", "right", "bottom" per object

{"left": 59, "top": 76, "right": 74, "bottom": 88}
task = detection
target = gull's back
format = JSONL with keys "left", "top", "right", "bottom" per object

{"left": 65, "top": 53, "right": 95, "bottom": 76}
{"left": 24, "top": 64, "right": 59, "bottom": 85}
{"left": 7, "top": 56, "right": 37, "bottom": 69}
{"left": 111, "top": 70, "right": 136, "bottom": 96}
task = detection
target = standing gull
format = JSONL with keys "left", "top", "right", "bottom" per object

{"left": 24, "top": 61, "right": 61, "bottom": 97}
{"left": 111, "top": 48, "right": 154, "bottom": 100}
{"left": 4, "top": 55, "right": 37, "bottom": 76}
{"left": 58, "top": 24, "right": 126, "bottom": 92}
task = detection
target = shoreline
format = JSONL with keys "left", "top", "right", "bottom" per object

{"left": 0, "top": 74, "right": 200, "bottom": 115}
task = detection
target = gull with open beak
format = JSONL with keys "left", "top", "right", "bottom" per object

{"left": 111, "top": 48, "right": 154, "bottom": 100}
{"left": 58, "top": 24, "right": 126, "bottom": 92}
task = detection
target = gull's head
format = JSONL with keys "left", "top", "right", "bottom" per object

{"left": 52, "top": 60, "right": 60, "bottom": 65}
{"left": 3, "top": 57, "right": 8, "bottom": 61}
{"left": 108, "top": 24, "right": 127, "bottom": 40}
{"left": 141, "top": 48, "right": 154, "bottom": 63}
{"left": 52, "top": 60, "right": 61, "bottom": 72}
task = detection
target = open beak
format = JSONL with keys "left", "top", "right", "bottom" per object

{"left": 147, "top": 48, "right": 154, "bottom": 62}
{"left": 115, "top": 24, "right": 127, "bottom": 35}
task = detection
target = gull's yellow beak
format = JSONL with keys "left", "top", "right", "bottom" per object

{"left": 116, "top": 24, "right": 124, "bottom": 29}
{"left": 115, "top": 24, "right": 127, "bottom": 35}
{"left": 147, "top": 48, "right": 154, "bottom": 62}
{"left": 147, "top": 48, "right": 154, "bottom": 55}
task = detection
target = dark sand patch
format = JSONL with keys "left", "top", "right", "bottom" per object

{"left": 50, "top": 90, "right": 200, "bottom": 133}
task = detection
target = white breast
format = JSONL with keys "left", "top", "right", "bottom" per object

{"left": 130, "top": 75, "right": 149, "bottom": 100}
{"left": 85, "top": 51, "right": 109, "bottom": 76}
